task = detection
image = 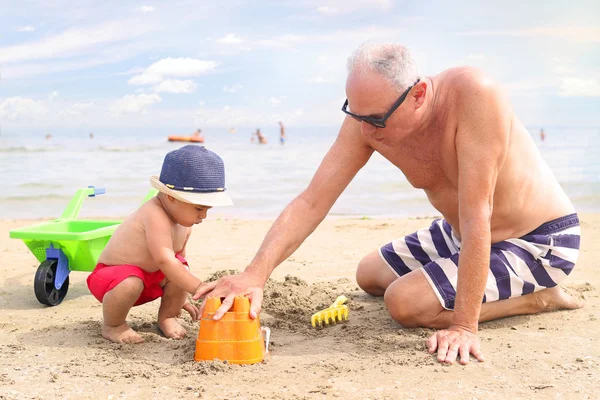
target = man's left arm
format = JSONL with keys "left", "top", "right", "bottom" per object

{"left": 427, "top": 72, "right": 511, "bottom": 365}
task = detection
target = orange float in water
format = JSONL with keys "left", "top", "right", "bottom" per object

{"left": 167, "top": 135, "right": 205, "bottom": 143}
{"left": 194, "top": 296, "right": 269, "bottom": 364}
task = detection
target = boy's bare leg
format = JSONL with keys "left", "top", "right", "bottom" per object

{"left": 158, "top": 280, "right": 188, "bottom": 339}
{"left": 102, "top": 276, "right": 145, "bottom": 344}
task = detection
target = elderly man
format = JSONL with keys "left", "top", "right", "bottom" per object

{"left": 194, "top": 43, "right": 583, "bottom": 365}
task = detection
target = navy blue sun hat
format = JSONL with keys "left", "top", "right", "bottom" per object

{"left": 150, "top": 145, "right": 233, "bottom": 206}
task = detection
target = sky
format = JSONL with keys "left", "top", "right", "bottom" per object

{"left": 0, "top": 0, "right": 599, "bottom": 133}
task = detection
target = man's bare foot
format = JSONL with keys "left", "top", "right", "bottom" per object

{"left": 158, "top": 317, "right": 187, "bottom": 339}
{"left": 102, "top": 323, "right": 144, "bottom": 344}
{"left": 532, "top": 286, "right": 585, "bottom": 313}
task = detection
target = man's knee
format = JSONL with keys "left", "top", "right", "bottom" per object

{"left": 356, "top": 251, "right": 390, "bottom": 296}
{"left": 383, "top": 278, "right": 442, "bottom": 328}
{"left": 384, "top": 287, "right": 421, "bottom": 327}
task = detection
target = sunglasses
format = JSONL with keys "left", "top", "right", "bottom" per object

{"left": 341, "top": 79, "right": 420, "bottom": 128}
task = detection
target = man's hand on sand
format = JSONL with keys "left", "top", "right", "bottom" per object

{"left": 192, "top": 271, "right": 265, "bottom": 320}
{"left": 426, "top": 325, "right": 485, "bottom": 365}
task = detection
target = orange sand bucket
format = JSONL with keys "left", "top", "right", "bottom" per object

{"left": 194, "top": 296, "right": 270, "bottom": 364}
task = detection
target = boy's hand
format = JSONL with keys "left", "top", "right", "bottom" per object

{"left": 193, "top": 270, "right": 265, "bottom": 320}
{"left": 182, "top": 301, "right": 200, "bottom": 321}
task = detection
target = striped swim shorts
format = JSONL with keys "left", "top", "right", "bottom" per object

{"left": 379, "top": 214, "right": 581, "bottom": 310}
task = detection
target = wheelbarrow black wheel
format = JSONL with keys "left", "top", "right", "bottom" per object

{"left": 34, "top": 259, "right": 69, "bottom": 306}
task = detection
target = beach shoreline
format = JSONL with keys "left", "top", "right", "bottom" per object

{"left": 1, "top": 215, "right": 599, "bottom": 399}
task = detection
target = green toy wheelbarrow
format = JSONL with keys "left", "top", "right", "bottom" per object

{"left": 9, "top": 186, "right": 157, "bottom": 306}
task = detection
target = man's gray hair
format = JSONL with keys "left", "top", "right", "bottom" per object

{"left": 347, "top": 42, "right": 420, "bottom": 93}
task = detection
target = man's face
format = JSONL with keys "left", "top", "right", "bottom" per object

{"left": 345, "top": 69, "right": 414, "bottom": 145}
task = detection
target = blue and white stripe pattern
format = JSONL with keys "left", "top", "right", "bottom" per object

{"left": 379, "top": 214, "right": 580, "bottom": 310}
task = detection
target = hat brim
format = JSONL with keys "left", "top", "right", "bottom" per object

{"left": 150, "top": 176, "right": 233, "bottom": 207}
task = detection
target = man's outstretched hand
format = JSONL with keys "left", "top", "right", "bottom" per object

{"left": 192, "top": 270, "right": 265, "bottom": 320}
{"left": 426, "top": 325, "right": 485, "bottom": 365}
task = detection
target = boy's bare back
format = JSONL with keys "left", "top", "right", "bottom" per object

{"left": 98, "top": 197, "right": 191, "bottom": 273}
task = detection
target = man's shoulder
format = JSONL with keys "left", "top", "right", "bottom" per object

{"left": 437, "top": 67, "right": 505, "bottom": 114}
{"left": 438, "top": 66, "right": 496, "bottom": 94}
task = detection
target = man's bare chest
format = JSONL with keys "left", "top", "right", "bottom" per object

{"left": 377, "top": 145, "right": 454, "bottom": 190}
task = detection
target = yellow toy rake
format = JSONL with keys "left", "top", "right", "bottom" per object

{"left": 311, "top": 295, "right": 349, "bottom": 328}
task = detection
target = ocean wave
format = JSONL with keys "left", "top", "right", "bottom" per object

{"left": 0, "top": 145, "right": 62, "bottom": 153}
{"left": 17, "top": 182, "right": 65, "bottom": 189}
{"left": 95, "top": 145, "right": 162, "bottom": 152}
{"left": 0, "top": 194, "right": 72, "bottom": 201}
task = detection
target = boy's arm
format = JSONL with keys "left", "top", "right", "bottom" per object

{"left": 143, "top": 210, "right": 201, "bottom": 294}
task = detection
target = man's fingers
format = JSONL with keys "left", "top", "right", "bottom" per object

{"left": 247, "top": 289, "right": 263, "bottom": 319}
{"left": 426, "top": 334, "right": 438, "bottom": 354}
{"left": 192, "top": 281, "right": 217, "bottom": 300}
{"left": 459, "top": 345, "right": 470, "bottom": 365}
{"left": 471, "top": 347, "right": 486, "bottom": 363}
{"left": 213, "top": 294, "right": 235, "bottom": 320}
{"left": 444, "top": 345, "right": 459, "bottom": 365}
{"left": 436, "top": 337, "right": 449, "bottom": 363}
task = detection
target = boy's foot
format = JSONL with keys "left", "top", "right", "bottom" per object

{"left": 159, "top": 317, "right": 187, "bottom": 339}
{"left": 102, "top": 323, "right": 144, "bottom": 344}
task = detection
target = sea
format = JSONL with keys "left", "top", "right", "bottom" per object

{"left": 0, "top": 126, "right": 598, "bottom": 220}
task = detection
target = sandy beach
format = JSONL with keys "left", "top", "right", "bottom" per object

{"left": 0, "top": 215, "right": 598, "bottom": 400}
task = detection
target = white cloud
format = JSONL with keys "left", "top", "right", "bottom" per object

{"left": 128, "top": 72, "right": 164, "bottom": 85}
{"left": 223, "top": 84, "right": 243, "bottom": 93}
{"left": 306, "top": 76, "right": 333, "bottom": 84}
{"left": 137, "top": 5, "right": 155, "bottom": 13}
{"left": 255, "top": 34, "right": 307, "bottom": 48}
{"left": 0, "top": 19, "right": 159, "bottom": 64}
{"left": 60, "top": 102, "right": 95, "bottom": 116}
{"left": 559, "top": 78, "right": 600, "bottom": 97}
{"left": 147, "top": 57, "right": 219, "bottom": 77}
{"left": 269, "top": 96, "right": 285, "bottom": 107}
{"left": 113, "top": 93, "right": 162, "bottom": 114}
{"left": 467, "top": 54, "right": 487, "bottom": 61}
{"left": 313, "top": 0, "right": 392, "bottom": 14}
{"left": 48, "top": 91, "right": 59, "bottom": 100}
{"left": 16, "top": 26, "right": 35, "bottom": 32}
{"left": 217, "top": 33, "right": 244, "bottom": 45}
{"left": 0, "top": 97, "right": 47, "bottom": 121}
{"left": 457, "top": 25, "right": 600, "bottom": 43}
{"left": 153, "top": 79, "right": 197, "bottom": 93}
{"left": 316, "top": 6, "right": 339, "bottom": 15}
{"left": 128, "top": 57, "right": 219, "bottom": 86}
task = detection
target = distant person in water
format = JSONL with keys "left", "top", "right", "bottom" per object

{"left": 192, "top": 129, "right": 205, "bottom": 142}
{"left": 45, "top": 133, "right": 53, "bottom": 140}
{"left": 279, "top": 121, "right": 286, "bottom": 144}
{"left": 539, "top": 128, "right": 546, "bottom": 142}
{"left": 90, "top": 132, "right": 94, "bottom": 139}
{"left": 256, "top": 129, "right": 268, "bottom": 144}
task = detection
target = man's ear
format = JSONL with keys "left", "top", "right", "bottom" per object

{"left": 413, "top": 80, "right": 427, "bottom": 109}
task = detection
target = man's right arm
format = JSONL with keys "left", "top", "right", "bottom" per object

{"left": 194, "top": 118, "right": 373, "bottom": 318}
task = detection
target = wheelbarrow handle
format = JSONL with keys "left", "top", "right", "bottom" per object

{"left": 88, "top": 186, "right": 106, "bottom": 197}
{"left": 59, "top": 186, "right": 106, "bottom": 220}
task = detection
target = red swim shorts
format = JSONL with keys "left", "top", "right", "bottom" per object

{"left": 87, "top": 254, "right": 188, "bottom": 306}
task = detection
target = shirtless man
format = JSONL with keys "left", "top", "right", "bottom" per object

{"left": 87, "top": 145, "right": 233, "bottom": 343}
{"left": 194, "top": 43, "right": 583, "bottom": 365}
